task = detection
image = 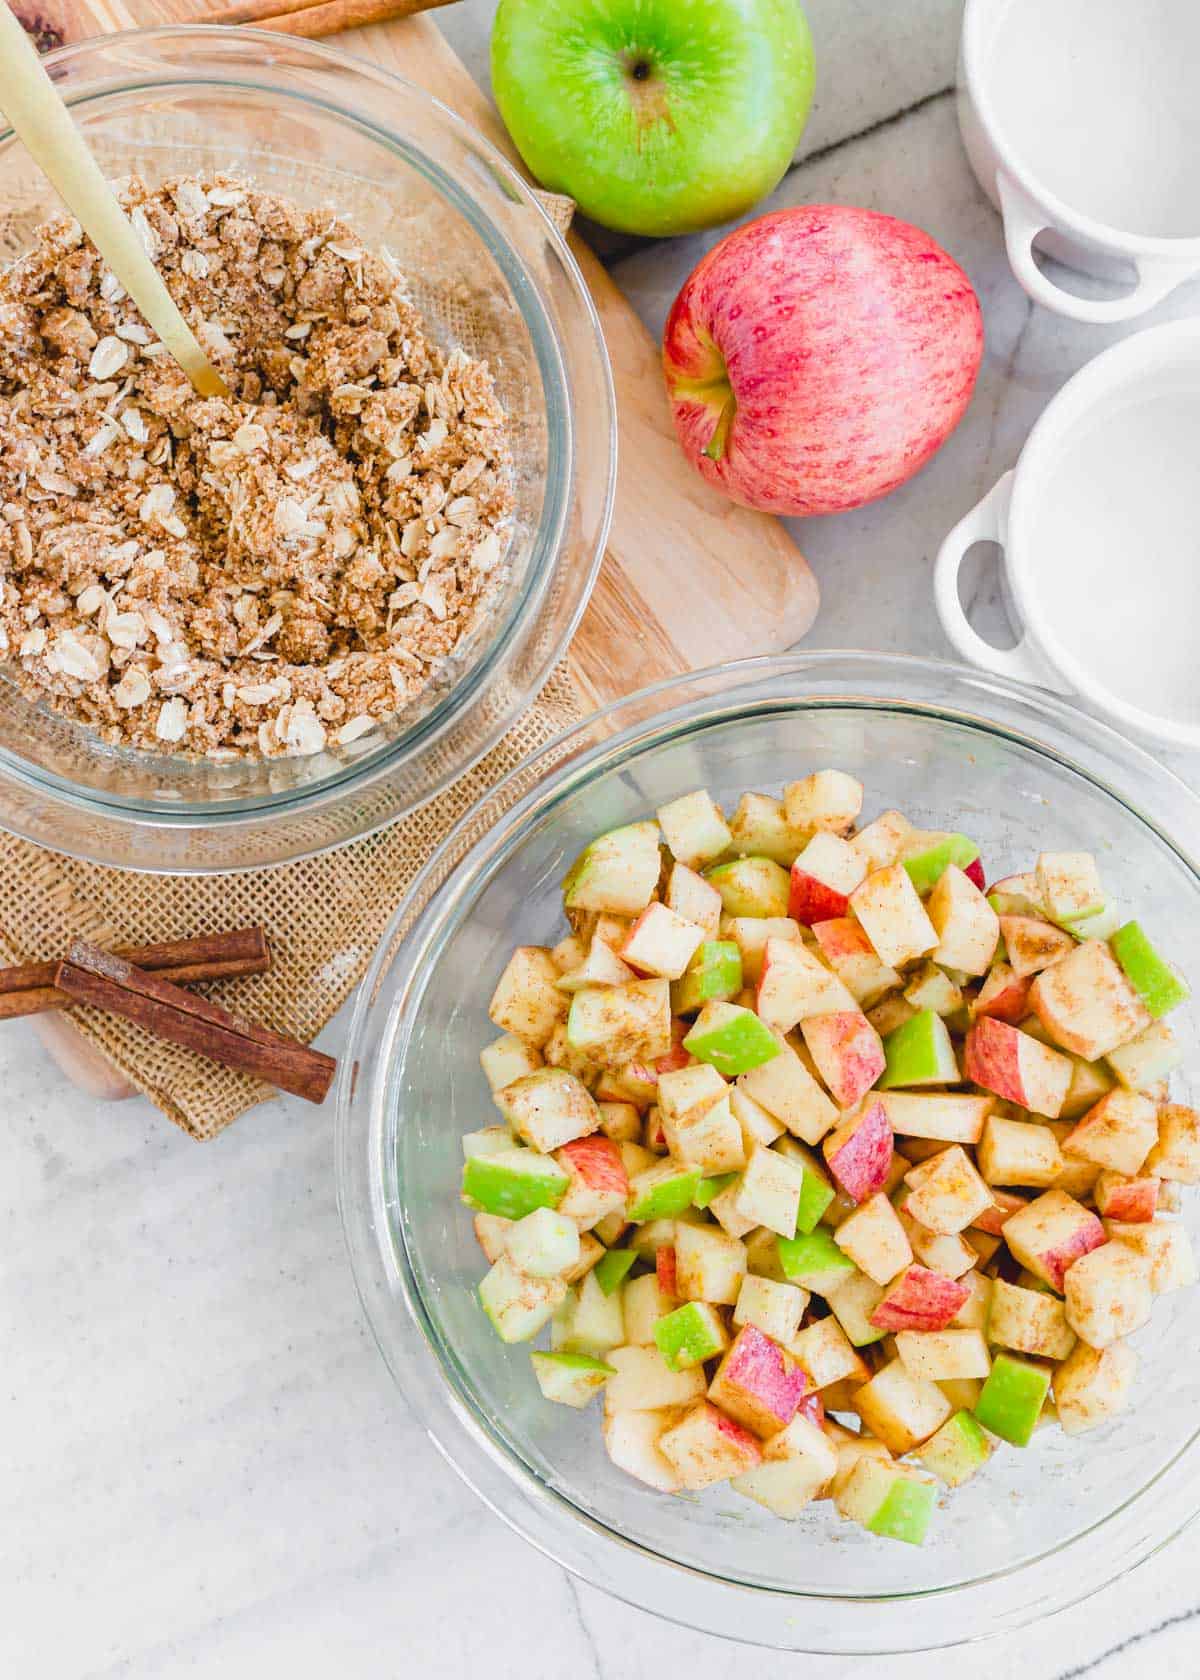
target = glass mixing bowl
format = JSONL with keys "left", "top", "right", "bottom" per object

{"left": 338, "top": 654, "right": 1200, "bottom": 1653}
{"left": 0, "top": 26, "right": 614, "bottom": 871}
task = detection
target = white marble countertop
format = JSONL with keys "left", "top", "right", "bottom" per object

{"left": 8, "top": 3, "right": 1200, "bottom": 1675}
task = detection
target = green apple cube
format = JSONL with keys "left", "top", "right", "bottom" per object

{"left": 562, "top": 820, "right": 662, "bottom": 915}
{"left": 551, "top": 1269, "right": 625, "bottom": 1357}
{"left": 672, "top": 941, "right": 743, "bottom": 1014}
{"left": 703, "top": 856, "right": 791, "bottom": 918}
{"left": 628, "top": 1159, "right": 703, "bottom": 1222}
{"left": 479, "top": 1256, "right": 568, "bottom": 1343}
{"left": 462, "top": 1148, "right": 568, "bottom": 1221}
{"left": 1110, "top": 921, "right": 1191, "bottom": 1019}
{"left": 777, "top": 1227, "right": 856, "bottom": 1295}
{"left": 694, "top": 1171, "right": 738, "bottom": 1210}
{"left": 593, "top": 1247, "right": 637, "bottom": 1296}
{"left": 902, "top": 832, "right": 979, "bottom": 895}
{"left": 916, "top": 1410, "right": 992, "bottom": 1487}
{"left": 836, "top": 1456, "right": 937, "bottom": 1545}
{"left": 683, "top": 1001, "right": 780, "bottom": 1076}
{"left": 653, "top": 1301, "right": 730, "bottom": 1371}
{"left": 794, "top": 1164, "right": 835, "bottom": 1235}
{"left": 973, "top": 1352, "right": 1051, "bottom": 1446}
{"left": 878, "top": 1009, "right": 959, "bottom": 1089}
{"left": 530, "top": 1350, "right": 615, "bottom": 1408}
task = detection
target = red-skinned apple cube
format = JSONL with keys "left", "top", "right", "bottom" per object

{"left": 850, "top": 863, "right": 939, "bottom": 967}
{"left": 675, "top": 1222, "right": 747, "bottom": 1305}
{"left": 783, "top": 770, "right": 864, "bottom": 834}
{"left": 852, "top": 1357, "right": 953, "bottom": 1454}
{"left": 822, "top": 1097, "right": 894, "bottom": 1202}
{"left": 1094, "top": 1171, "right": 1159, "bottom": 1222}
{"left": 973, "top": 962, "right": 1034, "bottom": 1025}
{"left": 1064, "top": 1243, "right": 1153, "bottom": 1348}
{"left": 1003, "top": 1189, "right": 1107, "bottom": 1291}
{"left": 658, "top": 1401, "right": 763, "bottom": 1491}
{"left": 870, "top": 1266, "right": 970, "bottom": 1332}
{"left": 977, "top": 1115, "right": 1064, "bottom": 1188}
{"left": 970, "top": 1185, "right": 1029, "bottom": 1237}
{"left": 620, "top": 903, "right": 705, "bottom": 980}
{"left": 1054, "top": 1340, "right": 1137, "bottom": 1436}
{"left": 554, "top": 1134, "right": 631, "bottom": 1228}
{"left": 789, "top": 1315, "right": 871, "bottom": 1390}
{"left": 656, "top": 790, "right": 731, "bottom": 870}
{"left": 928, "top": 865, "right": 1000, "bottom": 976}
{"left": 833, "top": 1192, "right": 913, "bottom": 1285}
{"left": 756, "top": 937, "right": 856, "bottom": 1031}
{"left": 903, "top": 1145, "right": 992, "bottom": 1233}
{"left": 1029, "top": 940, "right": 1150, "bottom": 1061}
{"left": 811, "top": 916, "right": 902, "bottom": 1005}
{"left": 708, "top": 1323, "right": 811, "bottom": 1436}
{"left": 788, "top": 832, "right": 867, "bottom": 924}
{"left": 965, "top": 1017, "right": 1073, "bottom": 1118}
{"left": 1145, "top": 1104, "right": 1200, "bottom": 1182}
{"left": 1061, "top": 1089, "right": 1159, "bottom": 1176}
{"left": 999, "top": 915, "right": 1075, "bottom": 979}
{"left": 801, "top": 1011, "right": 885, "bottom": 1108}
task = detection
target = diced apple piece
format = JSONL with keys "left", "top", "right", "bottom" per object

{"left": 675, "top": 1223, "right": 747, "bottom": 1305}
{"left": 789, "top": 1316, "right": 870, "bottom": 1390}
{"left": 903, "top": 1145, "right": 992, "bottom": 1234}
{"left": 552, "top": 1269, "right": 626, "bottom": 1356}
{"left": 1060, "top": 1053, "right": 1116, "bottom": 1120}
{"left": 950, "top": 1270, "right": 993, "bottom": 1332}
{"left": 852, "top": 1357, "right": 952, "bottom": 1453}
{"left": 866, "top": 995, "right": 918, "bottom": 1037}
{"left": 772, "top": 1136, "right": 837, "bottom": 1233}
{"left": 973, "top": 1352, "right": 1051, "bottom": 1446}
{"left": 999, "top": 915, "right": 1075, "bottom": 980}
{"left": 488, "top": 946, "right": 566, "bottom": 1046}
{"left": 743, "top": 1226, "right": 788, "bottom": 1283}
{"left": 1003, "top": 1190, "right": 1106, "bottom": 1291}
{"left": 823, "top": 1097, "right": 894, "bottom": 1203}
{"left": 462, "top": 1147, "right": 569, "bottom": 1222}
{"left": 901, "top": 831, "right": 981, "bottom": 896}
{"left": 739, "top": 1035, "right": 838, "bottom": 1146}
{"left": 503, "top": 1207, "right": 581, "bottom": 1278}
{"left": 554, "top": 1134, "right": 631, "bottom": 1229}
{"left": 656, "top": 790, "right": 731, "bottom": 870}
{"left": 723, "top": 916, "right": 802, "bottom": 985}
{"left": 870, "top": 1265, "right": 970, "bottom": 1332}
{"left": 556, "top": 937, "right": 637, "bottom": 995}
{"left": 602, "top": 1406, "right": 682, "bottom": 1492}
{"left": 1029, "top": 940, "right": 1150, "bottom": 1061}
{"left": 733, "top": 1274, "right": 808, "bottom": 1344}
{"left": 1106, "top": 1020, "right": 1181, "bottom": 1091}
{"left": 895, "top": 1194, "right": 978, "bottom": 1278}
{"left": 622, "top": 1272, "right": 672, "bottom": 1345}
{"left": 664, "top": 862, "right": 723, "bottom": 939}
{"left": 627, "top": 1159, "right": 703, "bottom": 1222}
{"left": 708, "top": 1323, "right": 811, "bottom": 1436}
{"left": 849, "top": 808, "right": 914, "bottom": 871}
{"left": 916, "top": 1410, "right": 992, "bottom": 1487}
{"left": 730, "top": 1144, "right": 806, "bottom": 1239}
{"left": 563, "top": 821, "right": 661, "bottom": 917}
{"left": 463, "top": 1125, "right": 517, "bottom": 1160}
{"left": 672, "top": 940, "right": 742, "bottom": 1015}
{"left": 810, "top": 917, "right": 902, "bottom": 1006}
{"left": 895, "top": 1328, "right": 991, "bottom": 1382}
{"left": 782, "top": 769, "right": 862, "bottom": 834}
{"left": 652, "top": 1302, "right": 730, "bottom": 1372}
{"left": 1064, "top": 1243, "right": 1153, "bottom": 1348}
{"left": 903, "top": 962, "right": 963, "bottom": 1018}
{"left": 496, "top": 1067, "right": 600, "bottom": 1154}
{"left": 1036, "top": 851, "right": 1105, "bottom": 924}
{"left": 1061, "top": 1089, "right": 1158, "bottom": 1176}
{"left": 835, "top": 1455, "right": 937, "bottom": 1544}
{"left": 800, "top": 1011, "right": 885, "bottom": 1109}
{"left": 619, "top": 903, "right": 704, "bottom": 981}
{"left": 730, "top": 791, "right": 815, "bottom": 864}
{"left": 788, "top": 832, "right": 868, "bottom": 925}
{"left": 965, "top": 1018, "right": 1073, "bottom": 1117}
{"left": 1104, "top": 1219, "right": 1198, "bottom": 1293}
{"left": 597, "top": 1100, "right": 642, "bottom": 1143}
{"left": 480, "top": 1033, "right": 543, "bottom": 1094}
{"left": 777, "top": 1227, "right": 857, "bottom": 1295}
{"left": 973, "top": 962, "right": 1033, "bottom": 1025}
{"left": 656, "top": 1064, "right": 743, "bottom": 1176}
{"left": 927, "top": 865, "right": 999, "bottom": 976}
{"left": 988, "top": 1278, "right": 1076, "bottom": 1360}
{"left": 732, "top": 1413, "right": 839, "bottom": 1518}
{"left": 823, "top": 1268, "right": 886, "bottom": 1348}
{"left": 479, "top": 1256, "right": 568, "bottom": 1343}
{"left": 566, "top": 978, "right": 672, "bottom": 1068}
{"left": 681, "top": 1002, "right": 778, "bottom": 1079}
{"left": 473, "top": 1212, "right": 513, "bottom": 1264}
{"left": 850, "top": 864, "right": 938, "bottom": 967}
{"left": 532, "top": 1349, "right": 615, "bottom": 1410}
{"left": 756, "top": 938, "right": 856, "bottom": 1033}
{"left": 658, "top": 1401, "right": 763, "bottom": 1490}
{"left": 879, "top": 1010, "right": 960, "bottom": 1093}
{"left": 834, "top": 1192, "right": 913, "bottom": 1286}
{"left": 970, "top": 1186, "right": 1028, "bottom": 1237}
{"left": 705, "top": 856, "right": 791, "bottom": 918}
{"left": 879, "top": 1091, "right": 991, "bottom": 1145}
{"left": 1145, "top": 1103, "right": 1200, "bottom": 1182}
{"left": 1054, "top": 1340, "right": 1137, "bottom": 1436}
{"left": 1094, "top": 1171, "right": 1159, "bottom": 1222}
{"left": 605, "top": 1344, "right": 708, "bottom": 1411}
{"left": 589, "top": 1248, "right": 634, "bottom": 1297}
{"left": 730, "top": 1086, "right": 786, "bottom": 1151}
{"left": 977, "top": 1115, "right": 1064, "bottom": 1188}
{"left": 1110, "top": 920, "right": 1191, "bottom": 1020}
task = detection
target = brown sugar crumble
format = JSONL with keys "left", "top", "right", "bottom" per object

{"left": 0, "top": 173, "right": 514, "bottom": 759}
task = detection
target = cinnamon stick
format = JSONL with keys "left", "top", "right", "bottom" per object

{"left": 196, "top": 0, "right": 456, "bottom": 36}
{"left": 0, "top": 927, "right": 271, "bottom": 1021}
{"left": 55, "top": 940, "right": 335, "bottom": 1106}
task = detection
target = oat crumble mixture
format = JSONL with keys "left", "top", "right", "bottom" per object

{"left": 0, "top": 173, "right": 514, "bottom": 759}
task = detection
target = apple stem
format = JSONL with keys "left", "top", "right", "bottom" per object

{"left": 704, "top": 395, "right": 737, "bottom": 463}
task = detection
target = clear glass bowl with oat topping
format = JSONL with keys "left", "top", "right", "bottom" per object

{"left": 0, "top": 27, "right": 614, "bottom": 871}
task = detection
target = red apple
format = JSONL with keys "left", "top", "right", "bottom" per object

{"left": 662, "top": 206, "right": 983, "bottom": 516}
{"left": 789, "top": 868, "right": 851, "bottom": 926}
{"left": 964, "top": 1017, "right": 1073, "bottom": 1117}
{"left": 973, "top": 962, "right": 1033, "bottom": 1026}
{"left": 965, "top": 858, "right": 987, "bottom": 892}
{"left": 970, "top": 1186, "right": 1028, "bottom": 1236}
{"left": 822, "top": 1097, "right": 893, "bottom": 1203}
{"left": 801, "top": 1011, "right": 886, "bottom": 1109}
{"left": 656, "top": 1018, "right": 691, "bottom": 1075}
{"left": 869, "top": 1264, "right": 970, "bottom": 1332}
{"left": 708, "top": 1324, "right": 811, "bottom": 1436}
{"left": 657, "top": 1244, "right": 678, "bottom": 1300}
{"left": 1094, "top": 1172, "right": 1159, "bottom": 1223}
{"left": 557, "top": 1134, "right": 630, "bottom": 1199}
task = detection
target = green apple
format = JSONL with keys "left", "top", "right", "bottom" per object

{"left": 551, "top": 1271, "right": 626, "bottom": 1357}
{"left": 531, "top": 1350, "right": 615, "bottom": 1408}
{"left": 593, "top": 1247, "right": 637, "bottom": 1296}
{"left": 704, "top": 855, "right": 792, "bottom": 918}
{"left": 694, "top": 1171, "right": 739, "bottom": 1210}
{"left": 461, "top": 1147, "right": 568, "bottom": 1221}
{"left": 836, "top": 1456, "right": 937, "bottom": 1545}
{"left": 561, "top": 820, "right": 661, "bottom": 916}
{"left": 973, "top": 1352, "right": 1050, "bottom": 1446}
{"left": 902, "top": 832, "right": 980, "bottom": 894}
{"left": 491, "top": 0, "right": 815, "bottom": 239}
{"left": 916, "top": 1410, "right": 992, "bottom": 1486}
{"left": 1110, "top": 921, "right": 1190, "bottom": 1019}
{"left": 684, "top": 1000, "right": 781, "bottom": 1076}
{"left": 878, "top": 1009, "right": 960, "bottom": 1088}
{"left": 672, "top": 940, "right": 743, "bottom": 1015}
{"left": 777, "top": 1227, "right": 856, "bottom": 1295}
{"left": 654, "top": 1301, "right": 730, "bottom": 1371}
{"left": 774, "top": 1138, "right": 835, "bottom": 1233}
{"left": 628, "top": 1158, "right": 703, "bottom": 1221}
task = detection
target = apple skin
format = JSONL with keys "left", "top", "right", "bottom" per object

{"left": 802, "top": 1011, "right": 886, "bottom": 1108}
{"left": 657, "top": 1245, "right": 678, "bottom": 1299}
{"left": 491, "top": 0, "right": 815, "bottom": 238}
{"left": 709, "top": 1324, "right": 811, "bottom": 1435}
{"left": 870, "top": 1265, "right": 970, "bottom": 1332}
{"left": 964, "top": 858, "right": 987, "bottom": 892}
{"left": 557, "top": 1134, "right": 630, "bottom": 1198}
{"left": 823, "top": 1097, "right": 894, "bottom": 1203}
{"left": 789, "top": 866, "right": 850, "bottom": 925}
{"left": 663, "top": 206, "right": 983, "bottom": 516}
{"left": 973, "top": 963, "right": 1034, "bottom": 1026}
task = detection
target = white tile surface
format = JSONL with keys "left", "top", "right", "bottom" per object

{"left": 7, "top": 1, "right": 1200, "bottom": 1675}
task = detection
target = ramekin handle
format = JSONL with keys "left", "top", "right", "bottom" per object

{"left": 997, "top": 171, "right": 1195, "bottom": 324}
{"left": 935, "top": 472, "right": 1071, "bottom": 693}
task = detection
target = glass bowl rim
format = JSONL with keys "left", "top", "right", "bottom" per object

{"left": 0, "top": 25, "right": 615, "bottom": 867}
{"left": 336, "top": 651, "right": 1200, "bottom": 1651}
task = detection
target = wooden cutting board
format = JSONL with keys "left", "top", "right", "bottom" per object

{"left": 15, "top": 0, "right": 819, "bottom": 1098}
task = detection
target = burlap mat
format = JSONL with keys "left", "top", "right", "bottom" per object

{"left": 0, "top": 189, "right": 584, "bottom": 1140}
